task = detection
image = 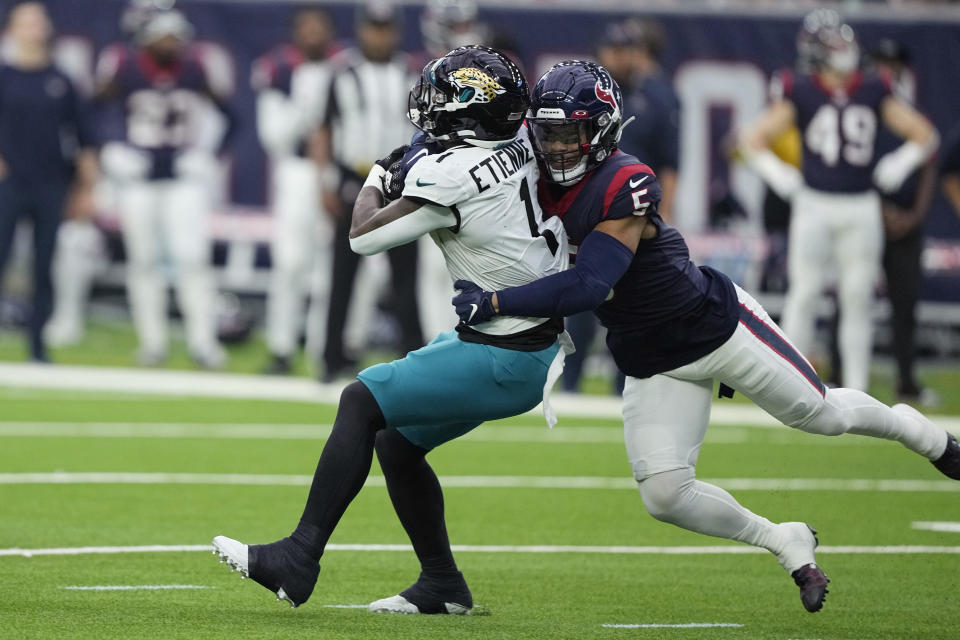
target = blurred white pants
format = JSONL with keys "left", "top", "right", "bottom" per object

{"left": 781, "top": 187, "right": 882, "bottom": 391}
{"left": 265, "top": 156, "right": 332, "bottom": 358}
{"left": 118, "top": 178, "right": 221, "bottom": 359}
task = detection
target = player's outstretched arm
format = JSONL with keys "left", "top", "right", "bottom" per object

{"left": 454, "top": 217, "right": 647, "bottom": 324}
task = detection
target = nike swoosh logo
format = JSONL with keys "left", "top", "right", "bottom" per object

{"left": 416, "top": 178, "right": 437, "bottom": 187}
{"left": 468, "top": 304, "right": 478, "bottom": 322}
{"left": 406, "top": 148, "right": 429, "bottom": 165}
{"left": 629, "top": 175, "right": 649, "bottom": 188}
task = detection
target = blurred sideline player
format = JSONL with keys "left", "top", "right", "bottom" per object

{"left": 453, "top": 60, "right": 960, "bottom": 612}
{"left": 213, "top": 46, "right": 569, "bottom": 615}
{"left": 0, "top": 1, "right": 97, "bottom": 361}
{"left": 253, "top": 8, "right": 336, "bottom": 375}
{"left": 869, "top": 39, "right": 939, "bottom": 405}
{"left": 316, "top": 1, "right": 424, "bottom": 382}
{"left": 96, "top": 5, "right": 235, "bottom": 368}
{"left": 742, "top": 9, "right": 938, "bottom": 391}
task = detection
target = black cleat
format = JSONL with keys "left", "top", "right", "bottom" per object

{"left": 933, "top": 434, "right": 960, "bottom": 480}
{"left": 213, "top": 535, "right": 319, "bottom": 608}
{"left": 791, "top": 563, "right": 829, "bottom": 613}
{"left": 369, "top": 571, "right": 473, "bottom": 615}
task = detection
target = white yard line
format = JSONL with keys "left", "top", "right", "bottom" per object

{"left": 602, "top": 623, "right": 744, "bottom": 629}
{"left": 1, "top": 363, "right": 957, "bottom": 430}
{"left": 62, "top": 585, "right": 212, "bottom": 591}
{"left": 0, "top": 471, "right": 957, "bottom": 493}
{"left": 4, "top": 543, "right": 960, "bottom": 558}
{"left": 911, "top": 521, "right": 960, "bottom": 533}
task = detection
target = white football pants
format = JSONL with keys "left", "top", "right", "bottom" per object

{"left": 45, "top": 219, "right": 105, "bottom": 346}
{"left": 265, "top": 157, "right": 332, "bottom": 358}
{"left": 781, "top": 187, "right": 883, "bottom": 391}
{"left": 118, "top": 178, "right": 220, "bottom": 359}
{"left": 622, "top": 286, "right": 946, "bottom": 568}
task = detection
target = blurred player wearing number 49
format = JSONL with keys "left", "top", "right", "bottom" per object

{"left": 453, "top": 59, "right": 960, "bottom": 613}
{"left": 96, "top": 3, "right": 235, "bottom": 368}
{"left": 742, "top": 9, "right": 938, "bottom": 392}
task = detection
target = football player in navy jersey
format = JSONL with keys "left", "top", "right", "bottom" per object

{"left": 96, "top": 7, "right": 235, "bottom": 368}
{"left": 453, "top": 60, "right": 959, "bottom": 613}
{"left": 741, "top": 9, "right": 939, "bottom": 392}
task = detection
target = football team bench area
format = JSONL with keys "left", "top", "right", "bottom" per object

{"left": 1, "top": 367, "right": 958, "bottom": 639}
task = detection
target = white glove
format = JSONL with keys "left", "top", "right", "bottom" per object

{"left": 100, "top": 142, "right": 151, "bottom": 182}
{"left": 747, "top": 148, "right": 803, "bottom": 200}
{"left": 873, "top": 139, "right": 933, "bottom": 194}
{"left": 174, "top": 149, "right": 219, "bottom": 182}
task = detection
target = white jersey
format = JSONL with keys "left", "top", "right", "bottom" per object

{"left": 402, "top": 128, "right": 568, "bottom": 335}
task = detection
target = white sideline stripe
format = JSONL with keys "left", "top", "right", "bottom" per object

{"left": 0, "top": 422, "right": 747, "bottom": 444}
{"left": 602, "top": 623, "right": 744, "bottom": 629}
{"left": 62, "top": 585, "right": 212, "bottom": 591}
{"left": 0, "top": 472, "right": 958, "bottom": 493}
{"left": 911, "top": 521, "right": 960, "bottom": 533}
{"left": 5, "top": 544, "right": 960, "bottom": 558}
{"left": 2, "top": 363, "right": 957, "bottom": 430}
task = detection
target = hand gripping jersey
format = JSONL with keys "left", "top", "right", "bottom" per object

{"left": 403, "top": 127, "right": 568, "bottom": 341}
{"left": 537, "top": 151, "right": 739, "bottom": 378}
{"left": 97, "top": 44, "right": 225, "bottom": 180}
{"left": 773, "top": 69, "right": 892, "bottom": 193}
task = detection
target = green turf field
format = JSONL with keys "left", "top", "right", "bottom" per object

{"left": 1, "top": 384, "right": 959, "bottom": 639}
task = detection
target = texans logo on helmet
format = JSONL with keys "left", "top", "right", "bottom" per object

{"left": 595, "top": 79, "right": 617, "bottom": 111}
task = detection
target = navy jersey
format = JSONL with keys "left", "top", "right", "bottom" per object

{"left": 619, "top": 73, "right": 680, "bottom": 173}
{"left": 97, "top": 44, "right": 219, "bottom": 180}
{"left": 775, "top": 69, "right": 891, "bottom": 194}
{"left": 538, "top": 151, "right": 739, "bottom": 378}
{"left": 0, "top": 64, "right": 94, "bottom": 185}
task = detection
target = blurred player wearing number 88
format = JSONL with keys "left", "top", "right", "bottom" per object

{"left": 742, "top": 9, "right": 938, "bottom": 391}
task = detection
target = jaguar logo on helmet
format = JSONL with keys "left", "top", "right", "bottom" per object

{"left": 449, "top": 67, "right": 506, "bottom": 104}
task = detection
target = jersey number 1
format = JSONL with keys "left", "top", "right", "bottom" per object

{"left": 519, "top": 177, "right": 559, "bottom": 256}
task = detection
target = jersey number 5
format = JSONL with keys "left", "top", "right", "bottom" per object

{"left": 519, "top": 177, "right": 559, "bottom": 256}
{"left": 805, "top": 103, "right": 876, "bottom": 167}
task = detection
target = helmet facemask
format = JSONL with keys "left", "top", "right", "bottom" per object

{"left": 529, "top": 110, "right": 619, "bottom": 186}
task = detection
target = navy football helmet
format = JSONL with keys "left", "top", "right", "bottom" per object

{"left": 528, "top": 60, "right": 627, "bottom": 185}
{"left": 407, "top": 45, "right": 528, "bottom": 147}
{"left": 796, "top": 9, "right": 859, "bottom": 74}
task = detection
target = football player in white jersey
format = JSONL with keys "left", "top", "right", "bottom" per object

{"left": 213, "top": 46, "right": 569, "bottom": 614}
{"left": 252, "top": 8, "right": 336, "bottom": 374}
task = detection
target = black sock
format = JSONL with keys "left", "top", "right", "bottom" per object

{"left": 291, "top": 381, "right": 385, "bottom": 560}
{"left": 375, "top": 428, "right": 460, "bottom": 580}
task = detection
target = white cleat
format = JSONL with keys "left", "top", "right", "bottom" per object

{"left": 774, "top": 522, "right": 819, "bottom": 574}
{"left": 212, "top": 535, "right": 249, "bottom": 578}
{"left": 368, "top": 594, "right": 471, "bottom": 615}
{"left": 369, "top": 594, "right": 421, "bottom": 614}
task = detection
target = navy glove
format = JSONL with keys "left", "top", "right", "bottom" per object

{"left": 453, "top": 279, "right": 496, "bottom": 325}
{"left": 382, "top": 132, "right": 439, "bottom": 201}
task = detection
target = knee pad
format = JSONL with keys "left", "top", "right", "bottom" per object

{"left": 637, "top": 467, "right": 696, "bottom": 523}
{"left": 791, "top": 390, "right": 845, "bottom": 436}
